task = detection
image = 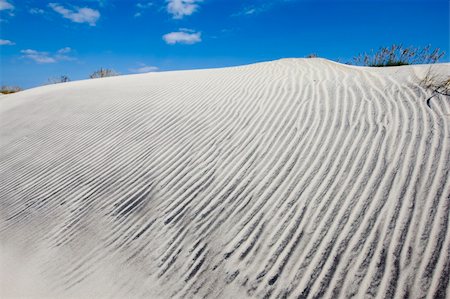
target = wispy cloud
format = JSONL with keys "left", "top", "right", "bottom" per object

{"left": 29, "top": 8, "right": 45, "bottom": 15}
{"left": 0, "top": 0, "right": 13, "bottom": 11}
{"left": 57, "top": 47, "right": 72, "bottom": 54}
{"left": 21, "top": 47, "right": 75, "bottom": 64}
{"left": 166, "top": 0, "right": 202, "bottom": 19}
{"left": 134, "top": 2, "right": 153, "bottom": 18}
{"left": 21, "top": 50, "right": 57, "bottom": 64}
{"left": 0, "top": 39, "right": 15, "bottom": 45}
{"left": 130, "top": 64, "right": 159, "bottom": 73}
{"left": 232, "top": 5, "right": 271, "bottom": 17}
{"left": 137, "top": 2, "right": 153, "bottom": 9}
{"left": 48, "top": 3, "right": 100, "bottom": 26}
{"left": 232, "top": 0, "right": 289, "bottom": 17}
{"left": 163, "top": 29, "right": 201, "bottom": 45}
{"left": 0, "top": 0, "right": 14, "bottom": 17}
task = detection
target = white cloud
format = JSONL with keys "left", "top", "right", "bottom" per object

{"left": 130, "top": 64, "right": 159, "bottom": 73}
{"left": 134, "top": 2, "right": 153, "bottom": 18}
{"left": 57, "top": 47, "right": 72, "bottom": 54}
{"left": 136, "top": 2, "right": 153, "bottom": 9}
{"left": 21, "top": 49, "right": 56, "bottom": 63}
{"left": 232, "top": 2, "right": 276, "bottom": 17}
{"left": 0, "top": 39, "right": 15, "bottom": 45}
{"left": 29, "top": 8, "right": 45, "bottom": 15}
{"left": 0, "top": 0, "right": 13, "bottom": 11}
{"left": 163, "top": 29, "right": 201, "bottom": 45}
{"left": 242, "top": 8, "right": 257, "bottom": 15}
{"left": 21, "top": 47, "right": 75, "bottom": 64}
{"left": 49, "top": 3, "right": 100, "bottom": 26}
{"left": 178, "top": 27, "right": 195, "bottom": 32}
{"left": 167, "top": 0, "right": 202, "bottom": 19}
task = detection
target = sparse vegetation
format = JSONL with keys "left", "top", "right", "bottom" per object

{"left": 352, "top": 44, "right": 445, "bottom": 67}
{"left": 421, "top": 67, "right": 450, "bottom": 97}
{"left": 48, "top": 75, "right": 71, "bottom": 84}
{"left": 306, "top": 53, "right": 318, "bottom": 58}
{"left": 89, "top": 68, "right": 118, "bottom": 79}
{"left": 0, "top": 86, "right": 22, "bottom": 94}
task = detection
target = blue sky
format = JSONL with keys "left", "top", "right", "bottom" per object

{"left": 0, "top": 0, "right": 449, "bottom": 88}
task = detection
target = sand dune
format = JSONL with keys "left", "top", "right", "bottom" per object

{"left": 1, "top": 59, "right": 449, "bottom": 298}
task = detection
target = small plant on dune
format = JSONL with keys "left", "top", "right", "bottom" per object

{"left": 417, "top": 66, "right": 450, "bottom": 108}
{"left": 48, "top": 75, "right": 71, "bottom": 84}
{"left": 89, "top": 68, "right": 119, "bottom": 79}
{"left": 306, "top": 53, "right": 318, "bottom": 58}
{"left": 353, "top": 44, "right": 445, "bottom": 67}
{"left": 0, "top": 86, "right": 22, "bottom": 94}
{"left": 421, "top": 67, "right": 450, "bottom": 95}
{"left": 422, "top": 75, "right": 450, "bottom": 96}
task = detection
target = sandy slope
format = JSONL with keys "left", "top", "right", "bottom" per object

{"left": 0, "top": 59, "right": 449, "bottom": 298}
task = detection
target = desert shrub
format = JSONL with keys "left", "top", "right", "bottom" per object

{"left": 0, "top": 86, "right": 22, "bottom": 94}
{"left": 421, "top": 68, "right": 450, "bottom": 96}
{"left": 353, "top": 45, "right": 445, "bottom": 67}
{"left": 417, "top": 66, "right": 450, "bottom": 108}
{"left": 89, "top": 68, "right": 118, "bottom": 79}
{"left": 48, "top": 75, "right": 70, "bottom": 84}
{"left": 306, "top": 53, "right": 318, "bottom": 58}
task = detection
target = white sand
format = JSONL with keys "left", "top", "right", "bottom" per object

{"left": 0, "top": 59, "right": 449, "bottom": 298}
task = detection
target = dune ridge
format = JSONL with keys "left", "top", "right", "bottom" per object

{"left": 0, "top": 59, "right": 449, "bottom": 298}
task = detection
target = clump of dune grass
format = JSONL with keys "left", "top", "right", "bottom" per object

{"left": 48, "top": 75, "right": 70, "bottom": 84}
{"left": 0, "top": 86, "right": 22, "bottom": 94}
{"left": 89, "top": 68, "right": 119, "bottom": 79}
{"left": 306, "top": 53, "right": 318, "bottom": 58}
{"left": 353, "top": 45, "right": 445, "bottom": 67}
{"left": 421, "top": 68, "right": 450, "bottom": 96}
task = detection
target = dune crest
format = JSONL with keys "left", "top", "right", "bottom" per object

{"left": 1, "top": 59, "right": 449, "bottom": 298}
